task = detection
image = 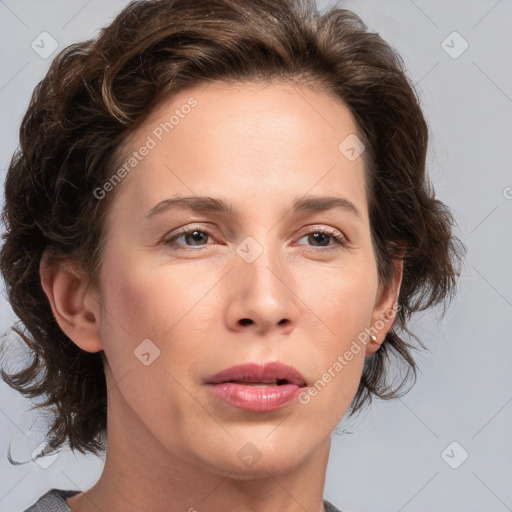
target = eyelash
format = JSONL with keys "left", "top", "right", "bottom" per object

{"left": 163, "top": 225, "right": 348, "bottom": 252}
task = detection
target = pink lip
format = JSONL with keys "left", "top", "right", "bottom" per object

{"left": 205, "top": 361, "right": 307, "bottom": 412}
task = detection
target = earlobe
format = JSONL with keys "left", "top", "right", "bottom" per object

{"left": 365, "top": 258, "right": 403, "bottom": 356}
{"left": 39, "top": 249, "right": 104, "bottom": 353}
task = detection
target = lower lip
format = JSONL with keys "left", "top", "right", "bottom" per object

{"left": 205, "top": 382, "right": 305, "bottom": 412}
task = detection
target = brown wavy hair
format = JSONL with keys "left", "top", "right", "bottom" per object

{"left": 0, "top": 0, "right": 464, "bottom": 457}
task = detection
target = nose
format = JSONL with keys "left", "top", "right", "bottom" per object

{"left": 224, "top": 242, "right": 299, "bottom": 336}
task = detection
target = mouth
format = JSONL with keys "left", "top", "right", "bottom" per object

{"left": 204, "top": 361, "right": 308, "bottom": 411}
{"left": 205, "top": 361, "right": 308, "bottom": 388}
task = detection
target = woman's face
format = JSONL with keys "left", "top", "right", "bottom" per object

{"left": 88, "top": 81, "right": 398, "bottom": 477}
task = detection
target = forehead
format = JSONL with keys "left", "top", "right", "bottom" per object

{"left": 105, "top": 80, "right": 368, "bottom": 227}
{"left": 141, "top": 79, "right": 360, "bottom": 146}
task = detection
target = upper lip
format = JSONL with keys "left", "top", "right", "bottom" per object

{"left": 205, "top": 361, "right": 307, "bottom": 387}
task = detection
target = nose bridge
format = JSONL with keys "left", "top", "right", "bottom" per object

{"left": 237, "top": 233, "right": 288, "bottom": 299}
{"left": 228, "top": 231, "right": 297, "bottom": 332}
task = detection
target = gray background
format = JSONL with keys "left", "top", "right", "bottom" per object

{"left": 0, "top": 1, "right": 511, "bottom": 511}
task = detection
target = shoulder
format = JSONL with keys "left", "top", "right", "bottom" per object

{"left": 323, "top": 498, "right": 346, "bottom": 512}
{"left": 23, "top": 489, "right": 80, "bottom": 512}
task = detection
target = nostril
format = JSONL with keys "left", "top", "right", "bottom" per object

{"left": 239, "top": 318, "right": 252, "bottom": 326}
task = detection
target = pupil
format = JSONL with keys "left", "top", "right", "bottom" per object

{"left": 187, "top": 231, "right": 207, "bottom": 246}
{"left": 311, "top": 233, "right": 329, "bottom": 246}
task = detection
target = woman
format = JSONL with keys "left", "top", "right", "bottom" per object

{"left": 0, "top": 0, "right": 463, "bottom": 511}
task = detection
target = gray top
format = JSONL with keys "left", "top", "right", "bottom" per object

{"left": 24, "top": 488, "right": 344, "bottom": 511}
{"left": 23, "top": 489, "right": 80, "bottom": 512}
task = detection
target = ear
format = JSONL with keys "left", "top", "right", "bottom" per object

{"left": 39, "top": 249, "right": 104, "bottom": 353}
{"left": 365, "top": 258, "right": 403, "bottom": 356}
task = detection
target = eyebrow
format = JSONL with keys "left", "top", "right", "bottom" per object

{"left": 145, "top": 194, "right": 362, "bottom": 220}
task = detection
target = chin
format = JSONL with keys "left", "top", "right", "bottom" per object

{"left": 200, "top": 440, "right": 310, "bottom": 480}
{"left": 216, "top": 457, "right": 305, "bottom": 481}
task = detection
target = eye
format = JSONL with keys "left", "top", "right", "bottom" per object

{"left": 164, "top": 226, "right": 214, "bottom": 250}
{"left": 296, "top": 227, "right": 348, "bottom": 250}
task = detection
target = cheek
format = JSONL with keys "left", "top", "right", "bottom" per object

{"left": 294, "top": 260, "right": 376, "bottom": 410}
{"left": 97, "top": 251, "right": 222, "bottom": 368}
{"left": 299, "top": 257, "right": 377, "bottom": 335}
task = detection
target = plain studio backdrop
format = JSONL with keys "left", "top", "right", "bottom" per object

{"left": 0, "top": 1, "right": 510, "bottom": 511}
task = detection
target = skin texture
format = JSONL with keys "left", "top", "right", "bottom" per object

{"left": 40, "top": 81, "right": 402, "bottom": 512}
